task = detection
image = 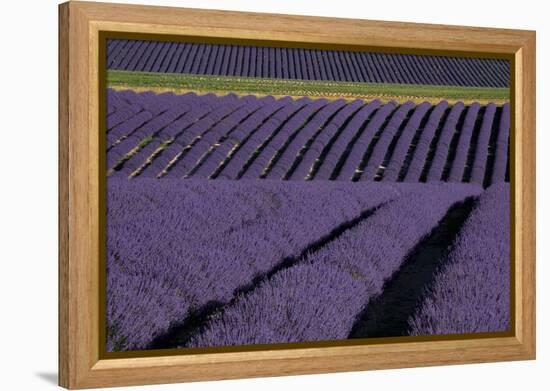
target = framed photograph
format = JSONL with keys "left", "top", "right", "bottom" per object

{"left": 59, "top": 1, "right": 536, "bottom": 389}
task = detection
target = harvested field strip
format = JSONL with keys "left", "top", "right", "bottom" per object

{"left": 107, "top": 71, "right": 510, "bottom": 105}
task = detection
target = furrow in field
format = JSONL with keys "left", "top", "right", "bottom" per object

{"left": 408, "top": 183, "right": 510, "bottom": 335}
{"left": 358, "top": 101, "right": 415, "bottom": 181}
{"left": 106, "top": 179, "right": 406, "bottom": 351}
{"left": 335, "top": 102, "right": 397, "bottom": 180}
{"left": 403, "top": 101, "right": 449, "bottom": 182}
{"left": 186, "top": 183, "right": 482, "bottom": 348}
{"left": 425, "top": 102, "right": 466, "bottom": 181}
{"left": 139, "top": 94, "right": 246, "bottom": 178}
{"left": 265, "top": 99, "right": 347, "bottom": 179}
{"left": 289, "top": 99, "right": 365, "bottom": 180}
{"left": 256, "top": 99, "right": 329, "bottom": 178}
{"left": 490, "top": 104, "right": 510, "bottom": 185}
{"left": 162, "top": 97, "right": 267, "bottom": 178}
{"left": 189, "top": 97, "right": 293, "bottom": 179}
{"left": 217, "top": 98, "right": 310, "bottom": 180}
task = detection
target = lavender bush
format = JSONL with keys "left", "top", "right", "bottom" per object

{"left": 265, "top": 99, "right": 347, "bottom": 179}
{"left": 314, "top": 100, "right": 381, "bottom": 180}
{"left": 359, "top": 101, "right": 415, "bottom": 180}
{"left": 190, "top": 97, "right": 292, "bottom": 179}
{"left": 447, "top": 103, "right": 481, "bottom": 182}
{"left": 470, "top": 103, "right": 497, "bottom": 184}
{"left": 426, "top": 102, "right": 465, "bottom": 181}
{"left": 215, "top": 98, "right": 310, "bottom": 180}
{"left": 106, "top": 179, "right": 413, "bottom": 350}
{"left": 241, "top": 98, "right": 328, "bottom": 179}
{"left": 403, "top": 101, "right": 448, "bottom": 181}
{"left": 188, "top": 182, "right": 482, "bottom": 347}
{"left": 491, "top": 103, "right": 510, "bottom": 185}
{"left": 162, "top": 97, "right": 268, "bottom": 178}
{"left": 381, "top": 102, "right": 432, "bottom": 181}
{"left": 408, "top": 183, "right": 510, "bottom": 335}
{"left": 288, "top": 99, "right": 365, "bottom": 180}
{"left": 336, "top": 101, "right": 397, "bottom": 180}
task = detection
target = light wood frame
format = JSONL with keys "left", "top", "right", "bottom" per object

{"left": 59, "top": 1, "right": 536, "bottom": 389}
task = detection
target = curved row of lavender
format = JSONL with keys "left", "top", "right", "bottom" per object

{"left": 187, "top": 183, "right": 482, "bottom": 347}
{"left": 107, "top": 39, "right": 509, "bottom": 87}
{"left": 408, "top": 183, "right": 510, "bottom": 335}
{"left": 107, "top": 89, "right": 510, "bottom": 187}
{"left": 107, "top": 179, "right": 419, "bottom": 351}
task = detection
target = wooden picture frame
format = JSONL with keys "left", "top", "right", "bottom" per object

{"left": 59, "top": 1, "right": 536, "bottom": 389}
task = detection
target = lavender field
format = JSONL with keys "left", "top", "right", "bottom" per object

{"left": 107, "top": 40, "right": 509, "bottom": 87}
{"left": 105, "top": 39, "right": 511, "bottom": 352}
{"left": 106, "top": 90, "right": 509, "bottom": 187}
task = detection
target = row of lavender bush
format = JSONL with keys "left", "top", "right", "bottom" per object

{"left": 107, "top": 39, "right": 509, "bottom": 87}
{"left": 408, "top": 183, "right": 510, "bottom": 335}
{"left": 107, "top": 90, "right": 510, "bottom": 186}
{"left": 187, "top": 183, "right": 482, "bottom": 347}
{"left": 107, "top": 179, "right": 416, "bottom": 351}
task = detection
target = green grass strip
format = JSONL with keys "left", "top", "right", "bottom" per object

{"left": 107, "top": 70, "right": 509, "bottom": 102}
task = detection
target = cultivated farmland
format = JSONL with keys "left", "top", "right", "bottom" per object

{"left": 107, "top": 40, "right": 509, "bottom": 87}
{"left": 107, "top": 90, "right": 509, "bottom": 187}
{"left": 104, "top": 39, "right": 511, "bottom": 352}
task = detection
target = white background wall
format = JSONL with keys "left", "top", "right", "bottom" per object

{"left": 0, "top": 0, "right": 546, "bottom": 389}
